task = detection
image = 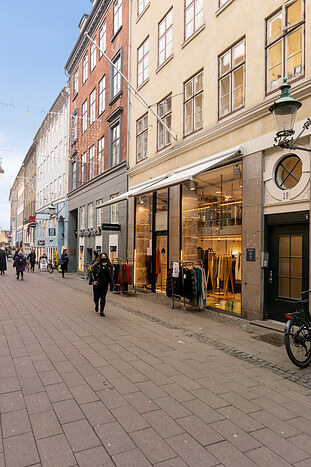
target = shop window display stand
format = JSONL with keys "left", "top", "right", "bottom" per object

{"left": 170, "top": 259, "right": 203, "bottom": 312}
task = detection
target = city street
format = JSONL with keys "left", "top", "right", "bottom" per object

{"left": 1, "top": 265, "right": 311, "bottom": 467}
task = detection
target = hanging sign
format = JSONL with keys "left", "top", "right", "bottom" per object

{"left": 172, "top": 261, "right": 180, "bottom": 278}
{"left": 101, "top": 223, "right": 121, "bottom": 231}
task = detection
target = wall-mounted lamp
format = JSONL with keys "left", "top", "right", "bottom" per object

{"left": 189, "top": 177, "right": 196, "bottom": 191}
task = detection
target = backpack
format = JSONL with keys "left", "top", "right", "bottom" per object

{"left": 17, "top": 256, "right": 24, "bottom": 266}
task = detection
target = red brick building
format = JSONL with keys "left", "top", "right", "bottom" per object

{"left": 65, "top": 0, "right": 129, "bottom": 271}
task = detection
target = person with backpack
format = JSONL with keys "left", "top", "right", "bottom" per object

{"left": 27, "top": 249, "right": 36, "bottom": 272}
{"left": 90, "top": 253, "right": 114, "bottom": 316}
{"left": 13, "top": 250, "right": 26, "bottom": 280}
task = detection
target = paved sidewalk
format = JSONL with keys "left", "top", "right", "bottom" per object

{"left": 0, "top": 266, "right": 311, "bottom": 466}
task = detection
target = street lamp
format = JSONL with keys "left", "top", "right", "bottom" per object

{"left": 48, "top": 203, "right": 56, "bottom": 216}
{"left": 269, "top": 77, "right": 311, "bottom": 151}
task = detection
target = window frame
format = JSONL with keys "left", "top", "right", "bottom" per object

{"left": 184, "top": 0, "right": 204, "bottom": 41}
{"left": 81, "top": 152, "right": 87, "bottom": 185}
{"left": 137, "top": 37, "right": 149, "bottom": 87}
{"left": 109, "top": 49, "right": 123, "bottom": 103}
{"left": 89, "top": 89, "right": 96, "bottom": 126}
{"left": 98, "top": 75, "right": 106, "bottom": 116}
{"left": 90, "top": 37, "right": 97, "bottom": 73}
{"left": 110, "top": 194, "right": 119, "bottom": 224}
{"left": 73, "top": 69, "right": 79, "bottom": 97}
{"left": 113, "top": 0, "right": 122, "bottom": 35}
{"left": 89, "top": 145, "right": 95, "bottom": 180}
{"left": 138, "top": 0, "right": 149, "bottom": 17}
{"left": 158, "top": 9, "right": 173, "bottom": 67}
{"left": 82, "top": 100, "right": 88, "bottom": 134}
{"left": 98, "top": 136, "right": 105, "bottom": 174}
{"left": 99, "top": 20, "right": 106, "bottom": 58}
{"left": 109, "top": 119, "right": 121, "bottom": 168}
{"left": 71, "top": 155, "right": 77, "bottom": 191}
{"left": 82, "top": 53, "right": 88, "bottom": 84}
{"left": 136, "top": 113, "right": 148, "bottom": 162}
{"left": 71, "top": 109, "right": 79, "bottom": 144}
{"left": 183, "top": 69, "right": 203, "bottom": 136}
{"left": 157, "top": 94, "right": 172, "bottom": 151}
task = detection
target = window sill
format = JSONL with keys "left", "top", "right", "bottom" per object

{"left": 136, "top": 3, "right": 150, "bottom": 23}
{"left": 215, "top": 0, "right": 235, "bottom": 16}
{"left": 137, "top": 78, "right": 149, "bottom": 92}
{"left": 218, "top": 104, "right": 245, "bottom": 121}
{"left": 111, "top": 25, "right": 122, "bottom": 43}
{"left": 72, "top": 93, "right": 78, "bottom": 102}
{"left": 155, "top": 54, "right": 174, "bottom": 74}
{"left": 109, "top": 91, "right": 123, "bottom": 107}
{"left": 181, "top": 24, "right": 205, "bottom": 49}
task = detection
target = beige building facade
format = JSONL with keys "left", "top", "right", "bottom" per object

{"left": 105, "top": 0, "right": 311, "bottom": 321}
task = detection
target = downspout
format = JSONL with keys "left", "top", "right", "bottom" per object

{"left": 125, "top": 0, "right": 132, "bottom": 258}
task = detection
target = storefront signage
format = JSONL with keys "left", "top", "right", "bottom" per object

{"left": 246, "top": 248, "right": 256, "bottom": 262}
{"left": 80, "top": 228, "right": 102, "bottom": 237}
{"left": 101, "top": 223, "right": 121, "bottom": 231}
{"left": 172, "top": 262, "right": 180, "bottom": 278}
{"left": 38, "top": 240, "right": 45, "bottom": 246}
{"left": 49, "top": 228, "right": 56, "bottom": 236}
{"left": 29, "top": 222, "right": 36, "bottom": 228}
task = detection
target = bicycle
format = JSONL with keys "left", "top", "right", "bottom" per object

{"left": 284, "top": 289, "right": 311, "bottom": 368}
{"left": 47, "top": 259, "right": 58, "bottom": 274}
{"left": 83, "top": 263, "right": 92, "bottom": 281}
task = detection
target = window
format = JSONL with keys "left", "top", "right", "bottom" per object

{"left": 136, "top": 114, "right": 148, "bottom": 162}
{"left": 185, "top": 0, "right": 204, "bottom": 40}
{"left": 73, "top": 69, "right": 79, "bottom": 96}
{"left": 98, "top": 136, "right": 104, "bottom": 174}
{"left": 58, "top": 176, "right": 62, "bottom": 197}
{"left": 89, "top": 145, "right": 95, "bottom": 179}
{"left": 81, "top": 152, "right": 87, "bottom": 184}
{"left": 111, "top": 122, "right": 121, "bottom": 167}
{"left": 111, "top": 195, "right": 119, "bottom": 223}
{"left": 89, "top": 89, "right": 96, "bottom": 125}
{"left": 138, "top": 0, "right": 149, "bottom": 16}
{"left": 71, "top": 110, "right": 78, "bottom": 143}
{"left": 83, "top": 53, "right": 88, "bottom": 83}
{"left": 82, "top": 100, "right": 87, "bottom": 133}
{"left": 158, "top": 9, "right": 173, "bottom": 66}
{"left": 90, "top": 37, "right": 97, "bottom": 72}
{"left": 114, "top": 0, "right": 122, "bottom": 34}
{"left": 98, "top": 76, "right": 105, "bottom": 115}
{"left": 137, "top": 38, "right": 149, "bottom": 87}
{"left": 219, "top": 38, "right": 245, "bottom": 118}
{"left": 99, "top": 21, "right": 106, "bottom": 56}
{"left": 275, "top": 154, "right": 302, "bottom": 190}
{"left": 110, "top": 51, "right": 122, "bottom": 100}
{"left": 266, "top": 0, "right": 304, "bottom": 93}
{"left": 96, "top": 199, "right": 103, "bottom": 226}
{"left": 80, "top": 206, "right": 86, "bottom": 230}
{"left": 184, "top": 70, "right": 203, "bottom": 135}
{"left": 88, "top": 203, "right": 94, "bottom": 228}
{"left": 158, "top": 94, "right": 172, "bottom": 150}
{"left": 219, "top": 0, "right": 230, "bottom": 6}
{"left": 71, "top": 156, "right": 77, "bottom": 191}
{"left": 63, "top": 173, "right": 66, "bottom": 195}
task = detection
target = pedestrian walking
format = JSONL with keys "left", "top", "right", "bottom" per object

{"left": 13, "top": 248, "right": 19, "bottom": 260}
{"left": 27, "top": 249, "right": 36, "bottom": 272}
{"left": 90, "top": 252, "right": 114, "bottom": 316}
{"left": 13, "top": 250, "right": 26, "bottom": 280}
{"left": 60, "top": 249, "right": 69, "bottom": 278}
{"left": 0, "top": 247, "right": 7, "bottom": 275}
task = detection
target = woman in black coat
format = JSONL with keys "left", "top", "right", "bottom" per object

{"left": 0, "top": 248, "right": 7, "bottom": 275}
{"left": 91, "top": 253, "right": 114, "bottom": 316}
{"left": 61, "top": 249, "right": 69, "bottom": 278}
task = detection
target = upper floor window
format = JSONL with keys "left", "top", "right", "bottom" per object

{"left": 111, "top": 121, "right": 121, "bottom": 167}
{"left": 110, "top": 51, "right": 122, "bottom": 100}
{"left": 266, "top": 0, "right": 304, "bottom": 93}
{"left": 136, "top": 114, "right": 148, "bottom": 162}
{"left": 83, "top": 54, "right": 88, "bottom": 84}
{"left": 159, "top": 9, "right": 173, "bottom": 66}
{"left": 98, "top": 76, "right": 105, "bottom": 115}
{"left": 81, "top": 152, "right": 87, "bottom": 185}
{"left": 114, "top": 0, "right": 122, "bottom": 34}
{"left": 99, "top": 21, "right": 106, "bottom": 57}
{"left": 89, "top": 145, "right": 95, "bottom": 179}
{"left": 158, "top": 94, "right": 172, "bottom": 150}
{"left": 90, "top": 38, "right": 97, "bottom": 72}
{"left": 185, "top": 0, "right": 204, "bottom": 40}
{"left": 96, "top": 199, "right": 103, "bottom": 227}
{"left": 71, "top": 156, "right": 77, "bottom": 191}
{"left": 219, "top": 38, "right": 245, "bottom": 118}
{"left": 98, "top": 136, "right": 104, "bottom": 174}
{"left": 138, "top": 0, "right": 149, "bottom": 16}
{"left": 82, "top": 100, "right": 87, "bottom": 134}
{"left": 80, "top": 206, "right": 86, "bottom": 230}
{"left": 137, "top": 37, "right": 149, "bottom": 87}
{"left": 184, "top": 70, "right": 203, "bottom": 135}
{"left": 219, "top": 0, "right": 230, "bottom": 6}
{"left": 89, "top": 89, "right": 96, "bottom": 125}
{"left": 73, "top": 69, "right": 79, "bottom": 97}
{"left": 111, "top": 194, "right": 119, "bottom": 223}
{"left": 71, "top": 110, "right": 78, "bottom": 143}
{"left": 88, "top": 203, "right": 94, "bottom": 228}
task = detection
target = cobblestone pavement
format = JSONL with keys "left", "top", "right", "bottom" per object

{"left": 1, "top": 266, "right": 311, "bottom": 466}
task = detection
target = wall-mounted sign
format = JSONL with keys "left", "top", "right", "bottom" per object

{"left": 29, "top": 216, "right": 35, "bottom": 222}
{"left": 29, "top": 222, "right": 36, "bottom": 228}
{"left": 38, "top": 240, "right": 45, "bottom": 246}
{"left": 246, "top": 248, "right": 256, "bottom": 262}
{"left": 49, "top": 228, "right": 56, "bottom": 236}
{"left": 101, "top": 223, "right": 121, "bottom": 231}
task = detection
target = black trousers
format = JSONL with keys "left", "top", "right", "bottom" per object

{"left": 61, "top": 265, "right": 66, "bottom": 278}
{"left": 17, "top": 271, "right": 24, "bottom": 279}
{"left": 93, "top": 284, "right": 108, "bottom": 312}
{"left": 31, "top": 262, "right": 35, "bottom": 271}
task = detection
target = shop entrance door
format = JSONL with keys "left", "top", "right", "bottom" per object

{"left": 153, "top": 232, "right": 168, "bottom": 293}
{"left": 267, "top": 223, "right": 309, "bottom": 322}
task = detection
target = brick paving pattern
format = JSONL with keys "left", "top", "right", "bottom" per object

{"left": 0, "top": 265, "right": 311, "bottom": 466}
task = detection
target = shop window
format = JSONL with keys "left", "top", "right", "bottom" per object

{"left": 158, "top": 9, "right": 173, "bottom": 66}
{"left": 157, "top": 94, "right": 172, "bottom": 150}
{"left": 185, "top": 0, "right": 204, "bottom": 40}
{"left": 182, "top": 162, "right": 242, "bottom": 314}
{"left": 136, "top": 114, "right": 148, "bottom": 162}
{"left": 80, "top": 206, "right": 86, "bottom": 230}
{"left": 266, "top": 0, "right": 304, "bottom": 93}
{"left": 137, "top": 37, "right": 149, "bottom": 87}
{"left": 184, "top": 70, "right": 203, "bottom": 136}
{"left": 219, "top": 38, "right": 245, "bottom": 118}
{"left": 275, "top": 154, "right": 302, "bottom": 190}
{"left": 135, "top": 193, "right": 153, "bottom": 290}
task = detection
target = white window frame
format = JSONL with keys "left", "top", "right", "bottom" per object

{"left": 89, "top": 89, "right": 96, "bottom": 125}
{"left": 71, "top": 110, "right": 78, "bottom": 143}
{"left": 80, "top": 205, "right": 86, "bottom": 230}
{"left": 185, "top": 0, "right": 204, "bottom": 40}
{"left": 98, "top": 76, "right": 105, "bottom": 115}
{"left": 98, "top": 136, "right": 105, "bottom": 174}
{"left": 184, "top": 70, "right": 203, "bottom": 136}
{"left": 90, "top": 37, "right": 97, "bottom": 72}
{"left": 88, "top": 203, "right": 94, "bottom": 228}
{"left": 89, "top": 145, "right": 95, "bottom": 179}
{"left": 83, "top": 53, "right": 88, "bottom": 84}
{"left": 137, "top": 37, "right": 149, "bottom": 87}
{"left": 82, "top": 100, "right": 87, "bottom": 134}
{"left": 136, "top": 114, "right": 148, "bottom": 162}
{"left": 81, "top": 152, "right": 87, "bottom": 185}
{"left": 111, "top": 54, "right": 122, "bottom": 98}
{"left": 157, "top": 94, "right": 172, "bottom": 150}
{"left": 158, "top": 9, "right": 173, "bottom": 66}
{"left": 138, "top": 0, "right": 149, "bottom": 16}
{"left": 110, "top": 194, "right": 119, "bottom": 224}
{"left": 99, "top": 20, "right": 106, "bottom": 57}
{"left": 73, "top": 69, "right": 79, "bottom": 96}
{"left": 114, "top": 0, "right": 122, "bottom": 34}
{"left": 111, "top": 122, "right": 121, "bottom": 167}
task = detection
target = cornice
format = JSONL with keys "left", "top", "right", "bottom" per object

{"left": 128, "top": 77, "right": 311, "bottom": 177}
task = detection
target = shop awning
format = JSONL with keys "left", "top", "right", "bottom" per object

{"left": 100, "top": 145, "right": 243, "bottom": 207}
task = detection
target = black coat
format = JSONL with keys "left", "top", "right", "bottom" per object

{"left": 27, "top": 252, "right": 36, "bottom": 263}
{"left": 91, "top": 262, "right": 114, "bottom": 288}
{"left": 0, "top": 250, "right": 7, "bottom": 271}
{"left": 61, "top": 253, "right": 69, "bottom": 270}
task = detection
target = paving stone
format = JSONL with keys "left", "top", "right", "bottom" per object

{"left": 207, "top": 440, "right": 257, "bottom": 466}
{"left": 143, "top": 409, "right": 185, "bottom": 438}
{"left": 95, "top": 421, "right": 135, "bottom": 455}
{"left": 217, "top": 405, "right": 264, "bottom": 432}
{"left": 97, "top": 388, "right": 129, "bottom": 409}
{"left": 286, "top": 433, "right": 311, "bottom": 455}
{"left": 170, "top": 374, "right": 202, "bottom": 391}
{"left": 53, "top": 360, "right": 76, "bottom": 374}
{"left": 130, "top": 427, "right": 177, "bottom": 464}
{"left": 195, "top": 377, "right": 232, "bottom": 395}
{"left": 294, "top": 459, "right": 311, "bottom": 467}
{"left": 153, "top": 458, "right": 188, "bottom": 467}
{"left": 61, "top": 371, "right": 86, "bottom": 388}
{"left": 19, "top": 376, "right": 45, "bottom": 395}
{"left": 80, "top": 400, "right": 115, "bottom": 426}
{"left": 112, "top": 448, "right": 152, "bottom": 467}
{"left": 37, "top": 434, "right": 76, "bottom": 467}
{"left": 33, "top": 359, "right": 55, "bottom": 372}
{"left": 136, "top": 380, "right": 168, "bottom": 399}
{"left": 0, "top": 377, "right": 21, "bottom": 395}
{"left": 125, "top": 391, "right": 159, "bottom": 413}
{"left": 220, "top": 392, "right": 262, "bottom": 414}
{"left": 183, "top": 399, "right": 225, "bottom": 424}
{"left": 111, "top": 405, "right": 150, "bottom": 432}
{"left": 39, "top": 369, "right": 63, "bottom": 386}
{"left": 0, "top": 391, "right": 25, "bottom": 413}
{"left": 210, "top": 419, "right": 261, "bottom": 451}
{"left": 30, "top": 410, "right": 62, "bottom": 439}
{"left": 70, "top": 384, "right": 99, "bottom": 404}
{"left": 109, "top": 376, "right": 138, "bottom": 394}
{"left": 177, "top": 415, "right": 224, "bottom": 446}
{"left": 156, "top": 396, "right": 192, "bottom": 419}
{"left": 161, "top": 383, "right": 196, "bottom": 403}
{"left": 53, "top": 398, "right": 85, "bottom": 424}
{"left": 62, "top": 419, "right": 101, "bottom": 453}
{"left": 252, "top": 397, "right": 297, "bottom": 421}
{"left": 246, "top": 446, "right": 292, "bottom": 466}
{"left": 166, "top": 432, "right": 218, "bottom": 466}
{"left": 250, "top": 410, "right": 301, "bottom": 438}
{"left": 84, "top": 373, "right": 112, "bottom": 391}
{"left": 75, "top": 446, "right": 112, "bottom": 466}
{"left": 3, "top": 432, "right": 40, "bottom": 467}
{"left": 75, "top": 363, "right": 100, "bottom": 377}
{"left": 191, "top": 388, "right": 230, "bottom": 410}
{"left": 2, "top": 409, "right": 31, "bottom": 438}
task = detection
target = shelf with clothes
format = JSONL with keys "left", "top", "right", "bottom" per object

{"left": 167, "top": 260, "right": 205, "bottom": 312}
{"left": 111, "top": 258, "right": 133, "bottom": 294}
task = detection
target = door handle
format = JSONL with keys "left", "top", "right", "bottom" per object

{"left": 269, "top": 270, "right": 273, "bottom": 283}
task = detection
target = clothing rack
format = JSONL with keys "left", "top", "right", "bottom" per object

{"left": 112, "top": 257, "right": 134, "bottom": 294}
{"left": 170, "top": 259, "right": 203, "bottom": 312}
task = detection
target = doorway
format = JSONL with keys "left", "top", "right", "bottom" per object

{"left": 154, "top": 233, "right": 168, "bottom": 294}
{"left": 267, "top": 223, "right": 309, "bottom": 321}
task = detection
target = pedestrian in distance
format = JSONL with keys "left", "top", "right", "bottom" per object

{"left": 60, "top": 249, "right": 69, "bottom": 278}
{"left": 13, "top": 248, "right": 19, "bottom": 260}
{"left": 13, "top": 250, "right": 26, "bottom": 280}
{"left": 27, "top": 249, "right": 36, "bottom": 272}
{"left": 0, "top": 247, "right": 7, "bottom": 275}
{"left": 91, "top": 252, "right": 114, "bottom": 316}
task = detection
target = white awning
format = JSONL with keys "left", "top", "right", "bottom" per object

{"left": 100, "top": 145, "right": 243, "bottom": 207}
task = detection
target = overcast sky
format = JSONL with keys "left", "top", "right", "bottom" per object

{"left": 0, "top": 0, "right": 92, "bottom": 229}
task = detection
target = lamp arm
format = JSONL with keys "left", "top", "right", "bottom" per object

{"left": 291, "top": 118, "right": 311, "bottom": 146}
{"left": 287, "top": 144, "right": 311, "bottom": 153}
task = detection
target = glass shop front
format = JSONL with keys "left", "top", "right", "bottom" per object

{"left": 134, "top": 161, "right": 242, "bottom": 314}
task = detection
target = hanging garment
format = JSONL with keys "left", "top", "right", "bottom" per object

{"left": 156, "top": 249, "right": 161, "bottom": 274}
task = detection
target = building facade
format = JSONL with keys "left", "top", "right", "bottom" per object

{"left": 22, "top": 143, "right": 36, "bottom": 257}
{"left": 103, "top": 0, "right": 311, "bottom": 322}
{"left": 34, "top": 88, "right": 70, "bottom": 260}
{"left": 65, "top": 0, "right": 129, "bottom": 272}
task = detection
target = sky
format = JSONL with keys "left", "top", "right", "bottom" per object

{"left": 0, "top": 0, "right": 92, "bottom": 229}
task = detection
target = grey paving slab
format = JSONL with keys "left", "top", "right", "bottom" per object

{"left": 177, "top": 415, "right": 224, "bottom": 446}
{"left": 130, "top": 427, "right": 177, "bottom": 464}
{"left": 210, "top": 419, "right": 261, "bottom": 451}
{"left": 70, "top": 383, "right": 99, "bottom": 404}
{"left": 136, "top": 380, "right": 167, "bottom": 399}
{"left": 155, "top": 396, "right": 192, "bottom": 419}
{"left": 125, "top": 391, "right": 159, "bottom": 413}
{"left": 84, "top": 373, "right": 112, "bottom": 391}
{"left": 161, "top": 382, "right": 196, "bottom": 403}
{"left": 246, "top": 446, "right": 292, "bottom": 466}
{"left": 95, "top": 421, "right": 136, "bottom": 455}
{"left": 143, "top": 409, "right": 185, "bottom": 438}
{"left": 30, "top": 410, "right": 63, "bottom": 440}
{"left": 80, "top": 400, "right": 115, "bottom": 426}
{"left": 112, "top": 448, "right": 152, "bottom": 467}
{"left": 39, "top": 369, "right": 63, "bottom": 386}
{"left": 250, "top": 410, "right": 302, "bottom": 438}
{"left": 19, "top": 376, "right": 45, "bottom": 395}
{"left": 53, "top": 399, "right": 85, "bottom": 424}
{"left": 111, "top": 404, "right": 150, "bottom": 432}
{"left": 0, "top": 377, "right": 21, "bottom": 395}
{"left": 217, "top": 405, "right": 264, "bottom": 432}
{"left": 1, "top": 409, "right": 32, "bottom": 438}
{"left": 154, "top": 458, "right": 188, "bottom": 467}
{"left": 166, "top": 433, "right": 219, "bottom": 467}
{"left": 62, "top": 419, "right": 101, "bottom": 453}
{"left": 207, "top": 440, "right": 257, "bottom": 466}
{"left": 3, "top": 432, "right": 40, "bottom": 467}
{"left": 0, "top": 391, "right": 25, "bottom": 413}
{"left": 183, "top": 399, "right": 225, "bottom": 424}
{"left": 75, "top": 445, "right": 112, "bottom": 466}
{"left": 97, "top": 387, "right": 129, "bottom": 409}
{"left": 37, "top": 433, "right": 76, "bottom": 467}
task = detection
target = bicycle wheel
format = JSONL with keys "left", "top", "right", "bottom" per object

{"left": 285, "top": 316, "right": 311, "bottom": 368}
{"left": 47, "top": 264, "right": 53, "bottom": 274}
